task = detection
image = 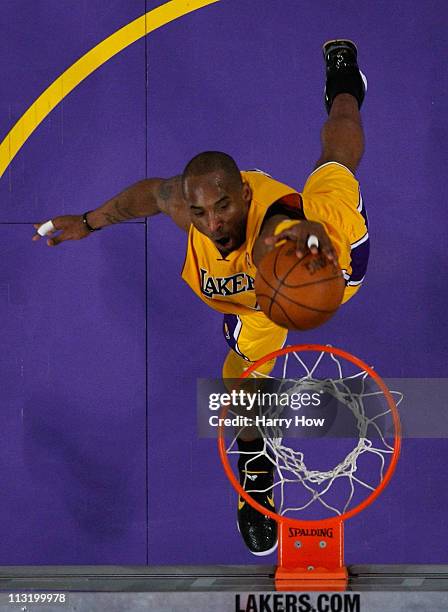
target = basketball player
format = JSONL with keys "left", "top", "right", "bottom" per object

{"left": 32, "top": 41, "right": 369, "bottom": 556}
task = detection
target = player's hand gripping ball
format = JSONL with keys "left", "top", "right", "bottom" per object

{"left": 255, "top": 240, "right": 345, "bottom": 330}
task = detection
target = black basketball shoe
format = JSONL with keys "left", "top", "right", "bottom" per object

{"left": 237, "top": 455, "right": 277, "bottom": 556}
{"left": 323, "top": 39, "right": 367, "bottom": 114}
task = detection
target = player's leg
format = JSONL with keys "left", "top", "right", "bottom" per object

{"left": 222, "top": 312, "right": 287, "bottom": 556}
{"left": 316, "top": 40, "right": 367, "bottom": 173}
{"left": 222, "top": 346, "right": 276, "bottom": 379}
{"left": 301, "top": 41, "right": 370, "bottom": 307}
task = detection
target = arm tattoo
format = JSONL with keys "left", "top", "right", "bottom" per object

{"left": 158, "top": 175, "right": 182, "bottom": 202}
{"left": 103, "top": 212, "right": 124, "bottom": 225}
{"left": 113, "top": 201, "right": 135, "bottom": 220}
{"left": 103, "top": 201, "right": 137, "bottom": 225}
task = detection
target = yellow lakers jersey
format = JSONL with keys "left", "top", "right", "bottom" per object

{"left": 181, "top": 164, "right": 369, "bottom": 314}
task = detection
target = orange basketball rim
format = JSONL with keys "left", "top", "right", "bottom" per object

{"left": 217, "top": 344, "right": 402, "bottom": 591}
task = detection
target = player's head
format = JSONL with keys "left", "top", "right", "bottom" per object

{"left": 182, "top": 151, "right": 252, "bottom": 256}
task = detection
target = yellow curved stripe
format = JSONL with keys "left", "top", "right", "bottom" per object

{"left": 0, "top": 0, "right": 219, "bottom": 179}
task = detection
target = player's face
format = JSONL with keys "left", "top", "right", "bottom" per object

{"left": 184, "top": 171, "right": 252, "bottom": 256}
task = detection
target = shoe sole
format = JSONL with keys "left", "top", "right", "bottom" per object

{"left": 322, "top": 39, "right": 358, "bottom": 57}
{"left": 236, "top": 520, "right": 278, "bottom": 557}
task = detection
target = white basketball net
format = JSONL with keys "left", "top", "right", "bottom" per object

{"left": 225, "top": 348, "right": 403, "bottom": 518}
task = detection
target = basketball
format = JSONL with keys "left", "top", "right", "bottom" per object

{"left": 255, "top": 241, "right": 345, "bottom": 330}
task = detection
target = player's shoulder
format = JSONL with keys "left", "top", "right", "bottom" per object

{"left": 241, "top": 168, "right": 274, "bottom": 183}
{"left": 242, "top": 169, "right": 300, "bottom": 211}
{"left": 242, "top": 168, "right": 296, "bottom": 194}
{"left": 243, "top": 168, "right": 274, "bottom": 177}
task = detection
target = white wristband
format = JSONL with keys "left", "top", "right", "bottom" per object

{"left": 307, "top": 234, "right": 319, "bottom": 249}
{"left": 37, "top": 220, "right": 56, "bottom": 236}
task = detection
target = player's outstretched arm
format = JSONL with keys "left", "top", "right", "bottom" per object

{"left": 32, "top": 175, "right": 189, "bottom": 247}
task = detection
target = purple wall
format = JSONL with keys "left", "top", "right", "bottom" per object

{"left": 1, "top": 0, "right": 446, "bottom": 566}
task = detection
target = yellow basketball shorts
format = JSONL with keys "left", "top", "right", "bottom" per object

{"left": 222, "top": 311, "right": 287, "bottom": 377}
{"left": 302, "top": 161, "right": 370, "bottom": 303}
